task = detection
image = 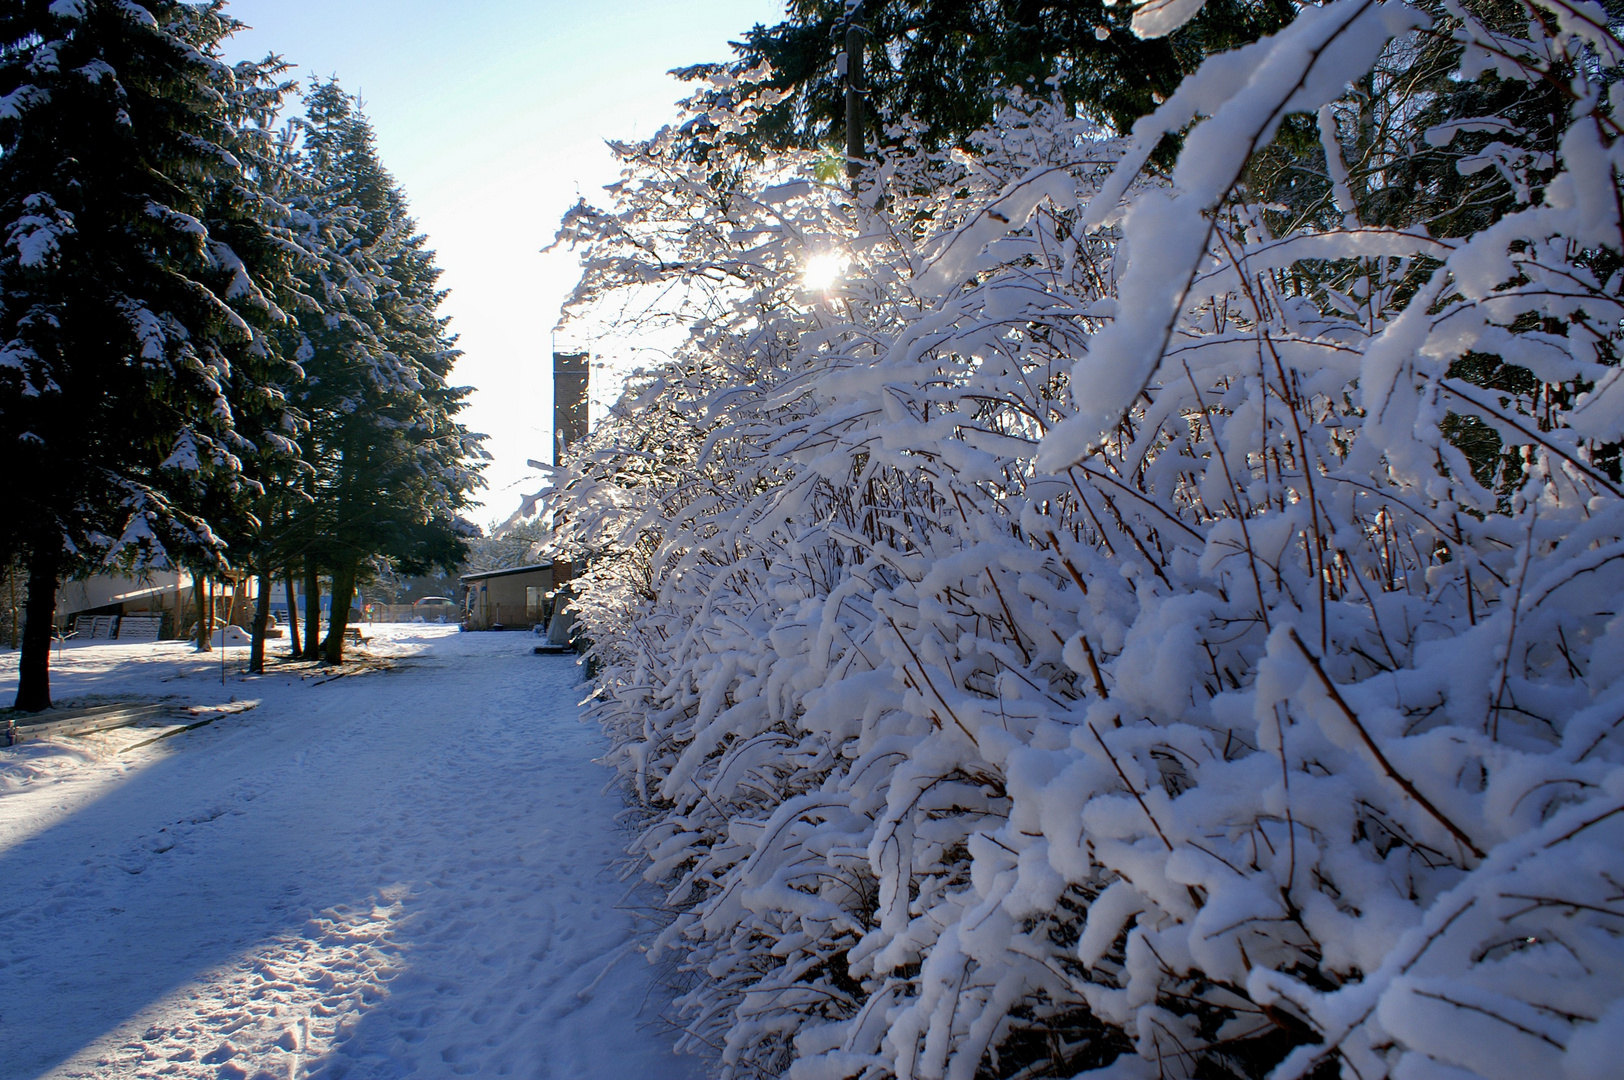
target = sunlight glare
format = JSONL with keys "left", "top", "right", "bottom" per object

{"left": 803, "top": 251, "right": 849, "bottom": 293}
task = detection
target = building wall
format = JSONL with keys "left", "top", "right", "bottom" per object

{"left": 57, "top": 571, "right": 191, "bottom": 615}
{"left": 464, "top": 567, "right": 553, "bottom": 629}
{"left": 55, "top": 571, "right": 259, "bottom": 639}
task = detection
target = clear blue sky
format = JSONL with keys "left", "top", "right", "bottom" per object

{"left": 221, "top": 0, "right": 786, "bottom": 525}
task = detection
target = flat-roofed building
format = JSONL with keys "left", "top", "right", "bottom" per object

{"left": 460, "top": 563, "right": 555, "bottom": 630}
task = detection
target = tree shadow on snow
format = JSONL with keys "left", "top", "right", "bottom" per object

{"left": 0, "top": 727, "right": 396, "bottom": 1080}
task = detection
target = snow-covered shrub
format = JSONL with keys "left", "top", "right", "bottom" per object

{"left": 543, "top": 3, "right": 1624, "bottom": 1078}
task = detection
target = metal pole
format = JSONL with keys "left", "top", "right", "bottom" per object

{"left": 845, "top": 4, "right": 865, "bottom": 184}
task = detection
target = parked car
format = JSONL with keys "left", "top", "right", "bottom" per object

{"left": 413, "top": 596, "right": 458, "bottom": 623}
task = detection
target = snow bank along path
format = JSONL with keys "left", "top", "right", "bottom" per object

{"left": 0, "top": 626, "right": 705, "bottom": 1079}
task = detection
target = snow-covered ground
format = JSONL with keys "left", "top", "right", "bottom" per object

{"left": 0, "top": 626, "right": 705, "bottom": 1080}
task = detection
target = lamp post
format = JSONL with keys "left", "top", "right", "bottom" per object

{"left": 844, "top": 1, "right": 865, "bottom": 186}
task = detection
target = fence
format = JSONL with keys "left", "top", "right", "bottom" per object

{"left": 361, "top": 601, "right": 542, "bottom": 628}
{"left": 365, "top": 604, "right": 462, "bottom": 624}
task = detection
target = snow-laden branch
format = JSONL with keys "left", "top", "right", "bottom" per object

{"left": 542, "top": 7, "right": 1624, "bottom": 1078}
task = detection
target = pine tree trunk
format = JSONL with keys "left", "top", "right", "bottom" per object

{"left": 322, "top": 561, "right": 358, "bottom": 665}
{"left": 15, "top": 548, "right": 59, "bottom": 712}
{"left": 4, "top": 560, "right": 20, "bottom": 650}
{"left": 302, "top": 560, "right": 320, "bottom": 661}
{"left": 284, "top": 566, "right": 301, "bottom": 657}
{"left": 249, "top": 569, "right": 271, "bottom": 674}
{"left": 194, "top": 572, "right": 212, "bottom": 652}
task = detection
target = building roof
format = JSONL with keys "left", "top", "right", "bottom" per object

{"left": 459, "top": 562, "right": 554, "bottom": 584}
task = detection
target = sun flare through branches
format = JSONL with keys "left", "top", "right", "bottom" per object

{"left": 800, "top": 250, "right": 848, "bottom": 293}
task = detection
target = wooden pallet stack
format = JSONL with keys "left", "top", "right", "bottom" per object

{"left": 117, "top": 615, "right": 164, "bottom": 641}
{"left": 70, "top": 614, "right": 120, "bottom": 639}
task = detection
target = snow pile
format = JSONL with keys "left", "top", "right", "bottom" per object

{"left": 545, "top": 3, "right": 1624, "bottom": 1077}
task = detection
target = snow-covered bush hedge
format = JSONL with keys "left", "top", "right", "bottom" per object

{"left": 542, "top": 2, "right": 1624, "bottom": 1077}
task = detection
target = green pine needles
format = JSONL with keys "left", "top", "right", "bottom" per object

{"left": 0, "top": 2, "right": 484, "bottom": 709}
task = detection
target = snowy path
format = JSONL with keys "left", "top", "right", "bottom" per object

{"left": 0, "top": 628, "right": 704, "bottom": 1080}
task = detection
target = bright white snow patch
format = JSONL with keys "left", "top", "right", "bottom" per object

{"left": 0, "top": 628, "right": 705, "bottom": 1080}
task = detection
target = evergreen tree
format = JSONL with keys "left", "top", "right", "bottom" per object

{"left": 0, "top": 0, "right": 300, "bottom": 709}
{"left": 681, "top": 0, "right": 1298, "bottom": 156}
{"left": 200, "top": 54, "right": 315, "bottom": 670}
{"left": 277, "top": 82, "right": 483, "bottom": 664}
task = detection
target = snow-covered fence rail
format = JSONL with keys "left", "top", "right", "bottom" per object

{"left": 543, "top": 3, "right": 1624, "bottom": 1077}
{"left": 1, "top": 700, "right": 256, "bottom": 746}
{"left": 4, "top": 702, "right": 175, "bottom": 744}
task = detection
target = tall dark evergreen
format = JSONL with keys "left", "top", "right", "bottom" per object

{"left": 0, "top": 0, "right": 300, "bottom": 710}
{"left": 277, "top": 82, "right": 483, "bottom": 664}
{"left": 195, "top": 51, "right": 313, "bottom": 669}
{"left": 682, "top": 0, "right": 1298, "bottom": 156}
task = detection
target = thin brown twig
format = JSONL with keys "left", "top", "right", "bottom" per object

{"left": 1046, "top": 533, "right": 1110, "bottom": 698}
{"left": 1288, "top": 628, "right": 1486, "bottom": 860}
{"left": 885, "top": 613, "right": 978, "bottom": 748}
{"left": 984, "top": 568, "right": 1033, "bottom": 666}
{"left": 1088, "top": 722, "right": 1174, "bottom": 852}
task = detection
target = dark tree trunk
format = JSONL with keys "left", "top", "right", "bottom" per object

{"left": 322, "top": 561, "right": 357, "bottom": 665}
{"left": 284, "top": 566, "right": 300, "bottom": 657}
{"left": 302, "top": 559, "right": 320, "bottom": 661}
{"left": 15, "top": 549, "right": 60, "bottom": 712}
{"left": 249, "top": 569, "right": 271, "bottom": 674}
{"left": 194, "top": 572, "right": 212, "bottom": 652}
{"left": 4, "top": 561, "right": 21, "bottom": 651}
